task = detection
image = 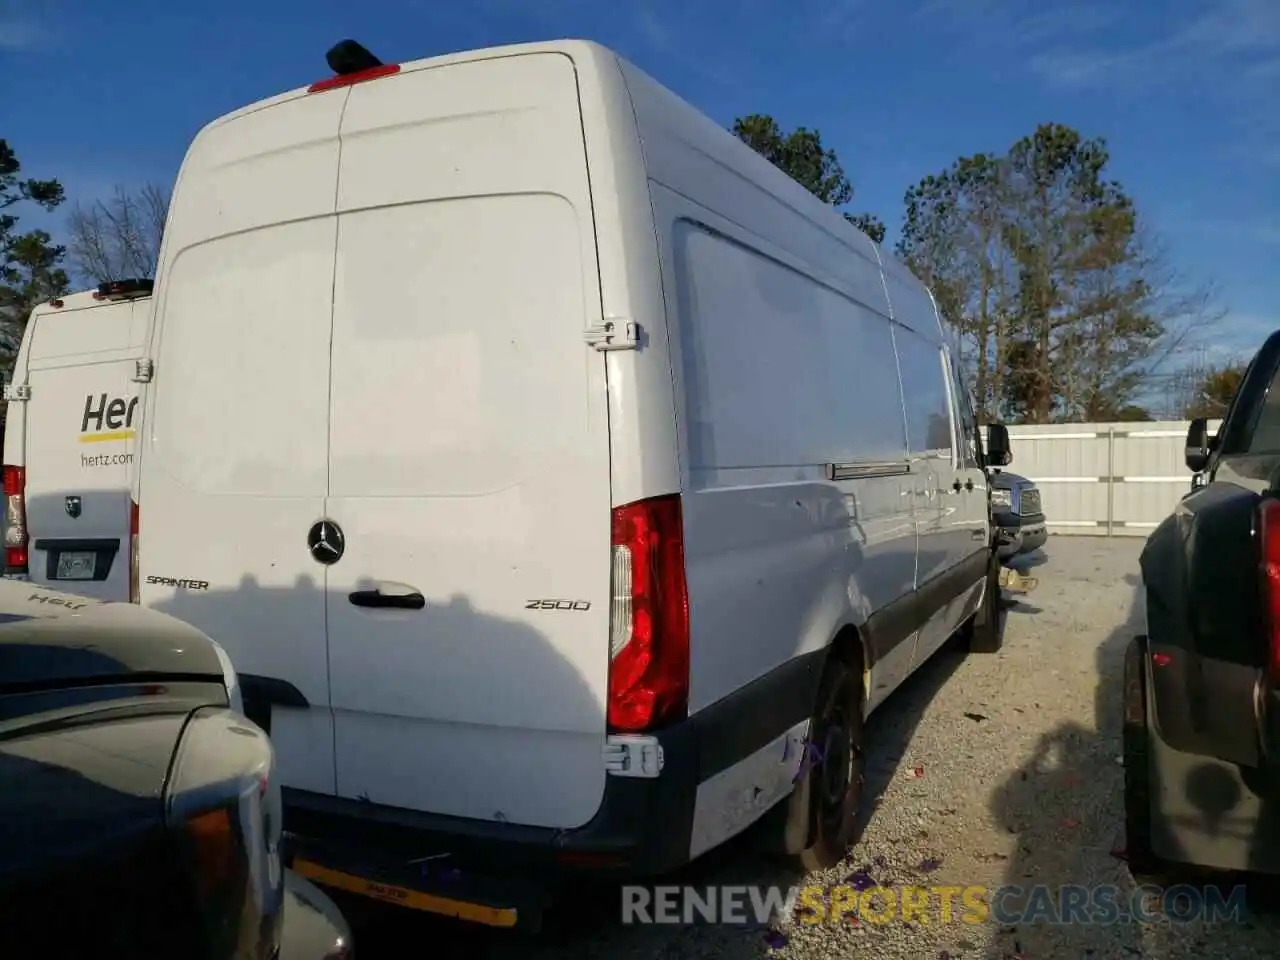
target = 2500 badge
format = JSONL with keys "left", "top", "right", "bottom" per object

{"left": 525, "top": 599, "right": 592, "bottom": 611}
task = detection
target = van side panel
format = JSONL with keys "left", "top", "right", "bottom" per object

{"left": 885, "top": 268, "right": 988, "bottom": 663}
{"left": 894, "top": 325, "right": 955, "bottom": 587}
{"left": 667, "top": 217, "right": 915, "bottom": 713}
{"left": 619, "top": 54, "right": 987, "bottom": 855}
{"left": 621, "top": 58, "right": 921, "bottom": 713}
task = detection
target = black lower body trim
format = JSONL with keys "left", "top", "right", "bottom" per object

{"left": 863, "top": 547, "right": 988, "bottom": 665}
{"left": 240, "top": 675, "right": 309, "bottom": 737}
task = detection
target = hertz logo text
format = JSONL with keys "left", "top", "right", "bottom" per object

{"left": 80, "top": 392, "right": 139, "bottom": 442}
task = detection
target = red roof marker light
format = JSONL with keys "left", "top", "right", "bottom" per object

{"left": 308, "top": 40, "right": 399, "bottom": 94}
{"left": 308, "top": 63, "right": 400, "bottom": 94}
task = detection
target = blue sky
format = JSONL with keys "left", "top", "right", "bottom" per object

{"left": 3, "top": 0, "right": 1277, "bottom": 368}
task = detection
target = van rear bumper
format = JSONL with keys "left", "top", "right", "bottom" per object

{"left": 280, "top": 650, "right": 826, "bottom": 901}
{"left": 282, "top": 718, "right": 701, "bottom": 884}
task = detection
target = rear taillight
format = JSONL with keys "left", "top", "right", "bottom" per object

{"left": 608, "top": 494, "right": 690, "bottom": 732}
{"left": 3, "top": 465, "right": 28, "bottom": 574}
{"left": 1259, "top": 497, "right": 1280, "bottom": 683}
{"left": 129, "top": 499, "right": 140, "bottom": 602}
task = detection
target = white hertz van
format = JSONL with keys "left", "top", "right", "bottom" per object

{"left": 133, "top": 39, "right": 1011, "bottom": 923}
{"left": 3, "top": 280, "right": 153, "bottom": 601}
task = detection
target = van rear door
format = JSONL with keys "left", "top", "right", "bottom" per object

{"left": 322, "top": 53, "right": 614, "bottom": 830}
{"left": 19, "top": 295, "right": 148, "bottom": 600}
{"left": 138, "top": 91, "right": 344, "bottom": 796}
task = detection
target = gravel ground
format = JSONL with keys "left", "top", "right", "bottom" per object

{"left": 343, "top": 536, "right": 1280, "bottom": 958}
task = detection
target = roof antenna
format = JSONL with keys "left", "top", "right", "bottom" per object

{"left": 326, "top": 40, "right": 383, "bottom": 76}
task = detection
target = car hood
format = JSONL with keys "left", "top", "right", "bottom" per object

{"left": 0, "top": 581, "right": 224, "bottom": 691}
{"left": 0, "top": 709, "right": 186, "bottom": 879}
{"left": 990, "top": 470, "right": 1031, "bottom": 491}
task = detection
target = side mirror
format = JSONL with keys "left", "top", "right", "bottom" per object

{"left": 985, "top": 423, "right": 1012, "bottom": 467}
{"left": 1185, "top": 418, "right": 1211, "bottom": 473}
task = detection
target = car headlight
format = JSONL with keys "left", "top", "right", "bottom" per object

{"left": 167, "top": 708, "right": 284, "bottom": 956}
{"left": 990, "top": 489, "right": 1012, "bottom": 508}
{"left": 209, "top": 639, "right": 244, "bottom": 716}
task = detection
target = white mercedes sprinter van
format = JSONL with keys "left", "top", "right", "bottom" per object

{"left": 133, "top": 39, "right": 1009, "bottom": 923}
{"left": 3, "top": 280, "right": 152, "bottom": 601}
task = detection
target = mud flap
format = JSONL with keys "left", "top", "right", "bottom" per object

{"left": 1145, "top": 710, "right": 1280, "bottom": 875}
{"left": 998, "top": 567, "right": 1037, "bottom": 593}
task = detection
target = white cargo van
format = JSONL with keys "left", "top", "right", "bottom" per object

{"left": 3, "top": 280, "right": 153, "bottom": 601}
{"left": 134, "top": 39, "right": 1011, "bottom": 922}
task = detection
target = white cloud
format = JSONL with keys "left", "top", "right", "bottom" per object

{"left": 1212, "top": 312, "right": 1278, "bottom": 356}
{"left": 1195, "top": 218, "right": 1280, "bottom": 246}
{"left": 918, "top": 0, "right": 1280, "bottom": 167}
{"left": 1026, "top": 0, "right": 1280, "bottom": 93}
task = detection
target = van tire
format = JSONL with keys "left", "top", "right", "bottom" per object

{"left": 795, "top": 655, "right": 866, "bottom": 871}
{"left": 966, "top": 551, "right": 1004, "bottom": 654}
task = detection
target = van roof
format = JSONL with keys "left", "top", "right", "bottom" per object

{"left": 204, "top": 38, "right": 605, "bottom": 133}
{"left": 28, "top": 286, "right": 152, "bottom": 320}
{"left": 193, "top": 38, "right": 947, "bottom": 344}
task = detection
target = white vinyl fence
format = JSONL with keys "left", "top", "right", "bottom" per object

{"left": 983, "top": 420, "right": 1222, "bottom": 537}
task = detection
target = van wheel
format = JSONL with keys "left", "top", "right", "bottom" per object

{"left": 1122, "top": 636, "right": 1160, "bottom": 877}
{"left": 797, "top": 656, "right": 866, "bottom": 871}
{"left": 966, "top": 551, "right": 1004, "bottom": 654}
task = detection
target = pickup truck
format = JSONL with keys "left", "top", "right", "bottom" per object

{"left": 990, "top": 470, "right": 1047, "bottom": 560}
{"left": 1126, "top": 332, "right": 1280, "bottom": 877}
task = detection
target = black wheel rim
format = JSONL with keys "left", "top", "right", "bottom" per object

{"left": 815, "top": 692, "right": 863, "bottom": 835}
{"left": 820, "top": 711, "right": 850, "bottom": 805}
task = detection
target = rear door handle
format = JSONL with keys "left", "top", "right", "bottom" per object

{"left": 349, "top": 585, "right": 425, "bottom": 610}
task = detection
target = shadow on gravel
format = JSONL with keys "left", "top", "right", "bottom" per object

{"left": 1000, "top": 598, "right": 1043, "bottom": 616}
{"left": 1006, "top": 550, "right": 1048, "bottom": 572}
{"left": 341, "top": 627, "right": 971, "bottom": 959}
{"left": 984, "top": 579, "right": 1280, "bottom": 960}
{"left": 984, "top": 584, "right": 1145, "bottom": 959}
{"left": 859, "top": 631, "right": 973, "bottom": 837}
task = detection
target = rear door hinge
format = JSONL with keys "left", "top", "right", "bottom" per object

{"left": 2, "top": 383, "right": 30, "bottom": 402}
{"left": 584, "top": 319, "right": 640, "bottom": 351}
{"left": 132, "top": 358, "right": 154, "bottom": 383}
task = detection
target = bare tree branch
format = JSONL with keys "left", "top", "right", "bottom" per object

{"left": 67, "top": 182, "right": 169, "bottom": 284}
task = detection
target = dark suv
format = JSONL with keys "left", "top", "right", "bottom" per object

{"left": 0, "top": 580, "right": 353, "bottom": 958}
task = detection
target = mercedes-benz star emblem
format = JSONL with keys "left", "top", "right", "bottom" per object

{"left": 307, "top": 520, "right": 345, "bottom": 565}
{"left": 64, "top": 496, "right": 82, "bottom": 519}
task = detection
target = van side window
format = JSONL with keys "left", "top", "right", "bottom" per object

{"left": 895, "top": 328, "right": 953, "bottom": 459}
{"left": 948, "top": 358, "right": 980, "bottom": 469}
{"left": 673, "top": 222, "right": 908, "bottom": 469}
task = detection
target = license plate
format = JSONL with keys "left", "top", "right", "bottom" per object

{"left": 291, "top": 859, "right": 517, "bottom": 927}
{"left": 55, "top": 551, "right": 96, "bottom": 580}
